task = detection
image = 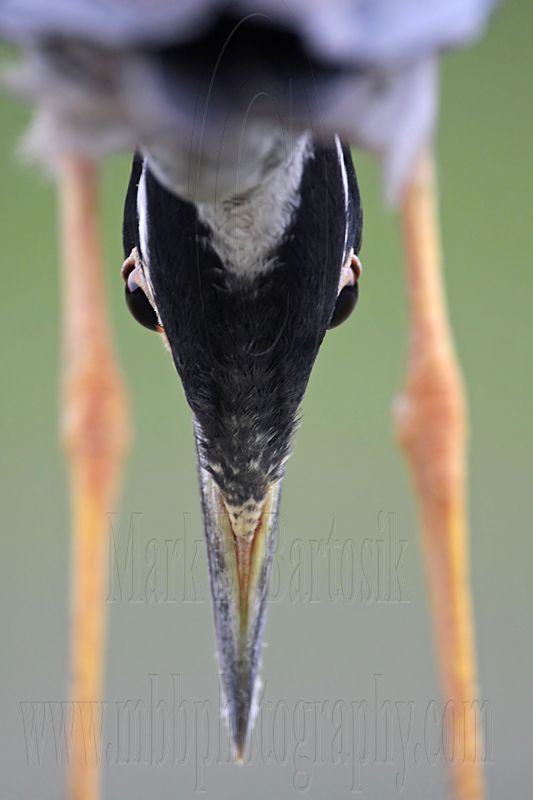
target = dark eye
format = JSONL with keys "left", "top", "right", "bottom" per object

{"left": 124, "top": 271, "right": 160, "bottom": 332}
{"left": 328, "top": 283, "right": 358, "bottom": 329}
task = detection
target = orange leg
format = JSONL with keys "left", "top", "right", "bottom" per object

{"left": 59, "top": 156, "right": 131, "bottom": 800}
{"left": 395, "top": 148, "right": 483, "bottom": 800}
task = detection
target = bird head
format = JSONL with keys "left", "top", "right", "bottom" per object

{"left": 122, "top": 135, "right": 362, "bottom": 758}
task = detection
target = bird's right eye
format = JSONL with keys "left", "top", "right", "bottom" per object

{"left": 122, "top": 250, "right": 162, "bottom": 333}
{"left": 328, "top": 250, "right": 362, "bottom": 330}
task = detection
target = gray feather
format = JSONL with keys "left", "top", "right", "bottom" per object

{"left": 0, "top": 0, "right": 496, "bottom": 200}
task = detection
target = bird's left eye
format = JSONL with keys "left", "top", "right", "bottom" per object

{"left": 328, "top": 251, "right": 362, "bottom": 330}
{"left": 122, "top": 249, "right": 162, "bottom": 333}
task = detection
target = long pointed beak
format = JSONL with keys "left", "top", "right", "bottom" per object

{"left": 198, "top": 465, "right": 281, "bottom": 760}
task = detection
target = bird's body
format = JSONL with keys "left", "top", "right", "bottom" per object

{"left": 2, "top": 1, "right": 494, "bottom": 199}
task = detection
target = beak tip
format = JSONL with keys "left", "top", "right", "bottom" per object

{"left": 227, "top": 683, "right": 254, "bottom": 763}
{"left": 234, "top": 741, "right": 246, "bottom": 764}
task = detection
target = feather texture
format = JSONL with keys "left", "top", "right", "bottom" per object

{"left": 0, "top": 0, "right": 496, "bottom": 200}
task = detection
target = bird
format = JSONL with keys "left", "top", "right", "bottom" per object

{"left": 0, "top": 2, "right": 496, "bottom": 799}
{"left": 121, "top": 139, "right": 362, "bottom": 756}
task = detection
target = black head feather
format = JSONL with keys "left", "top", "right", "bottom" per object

{"left": 123, "top": 138, "right": 362, "bottom": 505}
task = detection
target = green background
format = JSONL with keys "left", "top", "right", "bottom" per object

{"left": 0, "top": 2, "right": 531, "bottom": 797}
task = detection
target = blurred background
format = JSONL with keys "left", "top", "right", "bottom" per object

{"left": 0, "top": 1, "right": 531, "bottom": 798}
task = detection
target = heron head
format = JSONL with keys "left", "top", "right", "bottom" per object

{"left": 122, "top": 137, "right": 362, "bottom": 757}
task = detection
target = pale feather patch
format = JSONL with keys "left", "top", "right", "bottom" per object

{"left": 223, "top": 498, "right": 266, "bottom": 541}
{"left": 134, "top": 164, "right": 168, "bottom": 338}
{"left": 197, "top": 134, "right": 312, "bottom": 278}
{"left": 137, "top": 164, "right": 150, "bottom": 271}
{"left": 335, "top": 134, "right": 350, "bottom": 259}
